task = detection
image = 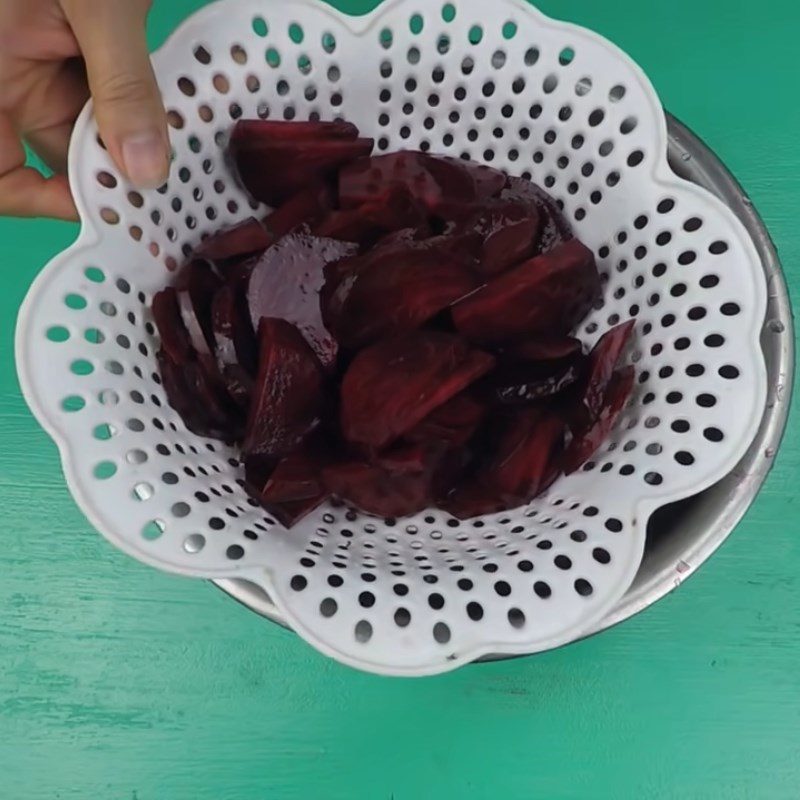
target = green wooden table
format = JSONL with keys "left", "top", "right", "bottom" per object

{"left": 2, "top": 1, "right": 798, "bottom": 798}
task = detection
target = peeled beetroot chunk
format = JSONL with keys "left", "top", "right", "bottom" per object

{"left": 263, "top": 182, "right": 333, "bottom": 241}
{"left": 174, "top": 259, "right": 222, "bottom": 357}
{"left": 338, "top": 151, "right": 506, "bottom": 213}
{"left": 452, "top": 238, "right": 601, "bottom": 344}
{"left": 323, "top": 446, "right": 439, "bottom": 517}
{"left": 231, "top": 119, "right": 373, "bottom": 206}
{"left": 456, "top": 199, "right": 541, "bottom": 276}
{"left": 195, "top": 217, "right": 271, "bottom": 261}
{"left": 502, "top": 176, "right": 573, "bottom": 254}
{"left": 329, "top": 240, "right": 480, "bottom": 349}
{"left": 244, "top": 318, "right": 324, "bottom": 458}
{"left": 407, "top": 393, "right": 486, "bottom": 448}
{"left": 579, "top": 319, "right": 636, "bottom": 423}
{"left": 563, "top": 366, "right": 635, "bottom": 474}
{"left": 211, "top": 285, "right": 256, "bottom": 405}
{"left": 247, "top": 230, "right": 357, "bottom": 369}
{"left": 486, "top": 410, "right": 565, "bottom": 501}
{"left": 313, "top": 185, "right": 427, "bottom": 245}
{"left": 152, "top": 287, "right": 192, "bottom": 363}
{"left": 341, "top": 332, "right": 495, "bottom": 450}
{"left": 489, "top": 336, "right": 586, "bottom": 405}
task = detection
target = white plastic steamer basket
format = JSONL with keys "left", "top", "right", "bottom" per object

{"left": 16, "top": 0, "right": 767, "bottom": 675}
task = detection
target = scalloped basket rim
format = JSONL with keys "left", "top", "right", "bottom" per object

{"left": 15, "top": 0, "right": 768, "bottom": 676}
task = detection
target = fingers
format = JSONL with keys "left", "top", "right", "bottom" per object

{"left": 20, "top": 59, "right": 90, "bottom": 175}
{"left": 0, "top": 114, "right": 77, "bottom": 220}
{"left": 61, "top": 0, "right": 169, "bottom": 189}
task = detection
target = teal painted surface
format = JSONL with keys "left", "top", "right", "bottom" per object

{"left": 1, "top": 1, "right": 799, "bottom": 798}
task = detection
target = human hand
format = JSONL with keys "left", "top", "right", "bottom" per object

{"left": 0, "top": 0, "right": 169, "bottom": 220}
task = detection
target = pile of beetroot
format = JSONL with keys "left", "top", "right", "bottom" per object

{"left": 152, "top": 119, "right": 635, "bottom": 527}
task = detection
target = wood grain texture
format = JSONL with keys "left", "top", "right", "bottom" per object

{"left": 1, "top": 1, "right": 798, "bottom": 798}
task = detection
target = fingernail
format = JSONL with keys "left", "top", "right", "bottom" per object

{"left": 121, "top": 132, "right": 168, "bottom": 189}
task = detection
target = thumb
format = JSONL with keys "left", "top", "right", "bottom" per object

{"left": 61, "top": 0, "right": 169, "bottom": 189}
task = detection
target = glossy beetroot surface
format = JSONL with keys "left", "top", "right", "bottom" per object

{"left": 152, "top": 119, "right": 633, "bottom": 527}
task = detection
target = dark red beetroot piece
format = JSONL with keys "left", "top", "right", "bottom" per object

{"left": 247, "top": 230, "right": 357, "bottom": 369}
{"left": 313, "top": 185, "right": 427, "bottom": 245}
{"left": 244, "top": 318, "right": 324, "bottom": 458}
{"left": 263, "top": 182, "right": 333, "bottom": 241}
{"left": 488, "top": 337, "right": 586, "bottom": 405}
{"left": 174, "top": 259, "right": 222, "bottom": 357}
{"left": 234, "top": 119, "right": 360, "bottom": 143}
{"left": 426, "top": 155, "right": 507, "bottom": 201}
{"left": 320, "top": 231, "right": 480, "bottom": 344}
{"left": 502, "top": 176, "right": 573, "bottom": 254}
{"left": 440, "top": 410, "right": 565, "bottom": 520}
{"left": 452, "top": 239, "right": 601, "bottom": 344}
{"left": 406, "top": 393, "right": 486, "bottom": 448}
{"left": 578, "top": 319, "right": 636, "bottom": 423}
{"left": 152, "top": 287, "right": 192, "bottom": 363}
{"left": 195, "top": 217, "right": 271, "bottom": 261}
{"left": 330, "top": 241, "right": 480, "bottom": 349}
{"left": 340, "top": 332, "right": 495, "bottom": 450}
{"left": 262, "top": 450, "right": 326, "bottom": 503}
{"left": 323, "top": 445, "right": 440, "bottom": 517}
{"left": 459, "top": 199, "right": 541, "bottom": 276}
{"left": 211, "top": 285, "right": 257, "bottom": 405}
{"left": 338, "top": 151, "right": 506, "bottom": 213}
{"left": 563, "top": 365, "right": 635, "bottom": 474}
{"left": 231, "top": 119, "right": 373, "bottom": 206}
{"left": 485, "top": 409, "right": 565, "bottom": 501}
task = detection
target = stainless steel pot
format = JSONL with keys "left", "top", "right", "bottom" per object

{"left": 214, "top": 115, "right": 794, "bottom": 653}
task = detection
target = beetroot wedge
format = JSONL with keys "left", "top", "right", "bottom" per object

{"left": 243, "top": 318, "right": 324, "bottom": 457}
{"left": 486, "top": 409, "right": 565, "bottom": 501}
{"left": 247, "top": 230, "right": 357, "bottom": 369}
{"left": 266, "top": 494, "right": 329, "bottom": 528}
{"left": 212, "top": 284, "right": 257, "bottom": 375}
{"left": 232, "top": 119, "right": 359, "bottom": 144}
{"left": 579, "top": 320, "right": 636, "bottom": 423}
{"left": 313, "top": 185, "right": 427, "bottom": 245}
{"left": 323, "top": 447, "right": 438, "bottom": 518}
{"left": 183, "top": 358, "right": 241, "bottom": 438}
{"left": 406, "top": 393, "right": 486, "bottom": 448}
{"left": 563, "top": 366, "right": 635, "bottom": 474}
{"left": 174, "top": 259, "right": 222, "bottom": 357}
{"left": 195, "top": 217, "right": 271, "bottom": 261}
{"left": 424, "top": 155, "right": 507, "bottom": 209}
{"left": 261, "top": 450, "right": 327, "bottom": 504}
{"left": 339, "top": 151, "right": 442, "bottom": 210}
{"left": 502, "top": 176, "right": 573, "bottom": 254}
{"left": 332, "top": 242, "right": 480, "bottom": 348}
{"left": 452, "top": 239, "right": 601, "bottom": 344}
{"left": 341, "top": 332, "right": 495, "bottom": 450}
{"left": 230, "top": 122, "right": 374, "bottom": 206}
{"left": 152, "top": 287, "right": 193, "bottom": 363}
{"left": 489, "top": 337, "right": 586, "bottom": 405}
{"left": 461, "top": 199, "right": 541, "bottom": 276}
{"left": 262, "top": 182, "right": 333, "bottom": 241}
{"left": 339, "top": 151, "right": 505, "bottom": 213}
{"left": 211, "top": 285, "right": 257, "bottom": 405}
{"left": 158, "top": 349, "right": 200, "bottom": 430}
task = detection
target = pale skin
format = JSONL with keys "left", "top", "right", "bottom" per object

{"left": 0, "top": 0, "right": 169, "bottom": 220}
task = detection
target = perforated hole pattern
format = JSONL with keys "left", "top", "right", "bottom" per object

{"left": 17, "top": 0, "right": 766, "bottom": 675}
